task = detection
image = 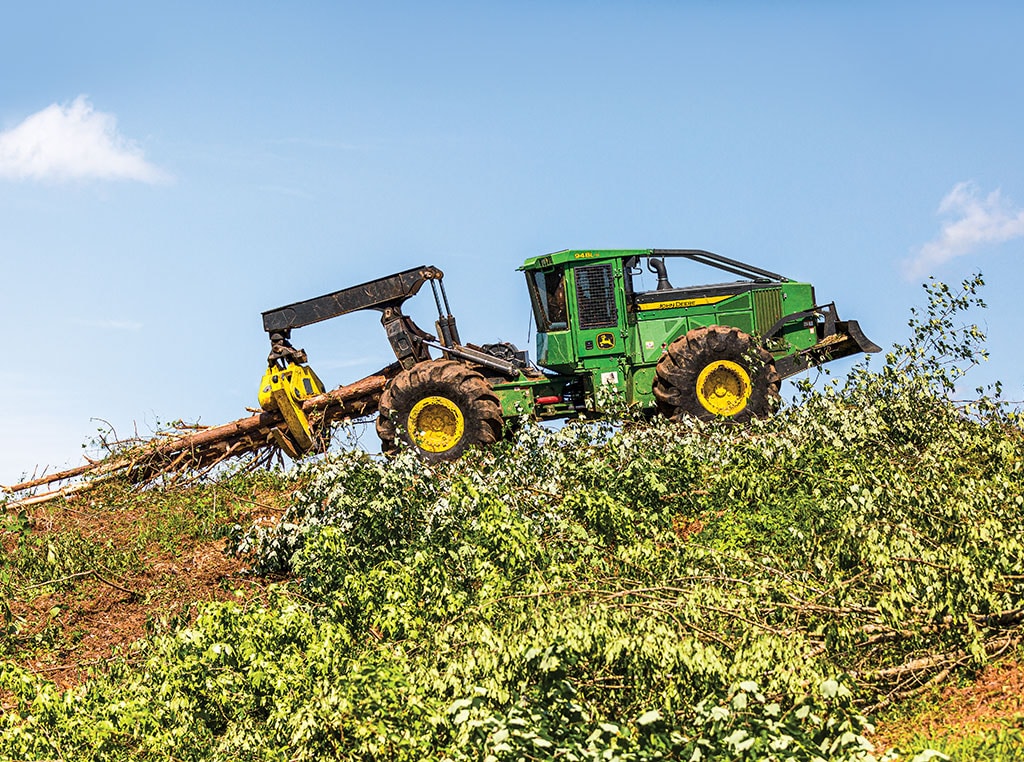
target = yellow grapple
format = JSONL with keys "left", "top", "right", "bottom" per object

{"left": 258, "top": 362, "right": 325, "bottom": 457}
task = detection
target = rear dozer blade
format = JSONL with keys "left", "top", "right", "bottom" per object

{"left": 826, "top": 319, "right": 883, "bottom": 360}
{"left": 775, "top": 319, "right": 882, "bottom": 380}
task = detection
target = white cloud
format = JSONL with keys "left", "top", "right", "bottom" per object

{"left": 905, "top": 181, "right": 1024, "bottom": 279}
{"left": 0, "top": 95, "right": 169, "bottom": 183}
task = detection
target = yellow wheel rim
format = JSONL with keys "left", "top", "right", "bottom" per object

{"left": 696, "top": 360, "right": 751, "bottom": 417}
{"left": 407, "top": 396, "right": 465, "bottom": 453}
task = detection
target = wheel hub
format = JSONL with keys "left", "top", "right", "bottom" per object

{"left": 407, "top": 396, "right": 465, "bottom": 452}
{"left": 696, "top": 360, "right": 751, "bottom": 417}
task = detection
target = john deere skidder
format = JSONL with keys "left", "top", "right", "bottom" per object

{"left": 259, "top": 249, "right": 880, "bottom": 460}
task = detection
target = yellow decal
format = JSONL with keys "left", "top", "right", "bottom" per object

{"left": 596, "top": 332, "right": 616, "bottom": 349}
{"left": 573, "top": 251, "right": 594, "bottom": 259}
{"left": 637, "top": 294, "right": 733, "bottom": 311}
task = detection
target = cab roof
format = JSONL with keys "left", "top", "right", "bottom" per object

{"left": 519, "top": 249, "right": 789, "bottom": 283}
{"left": 519, "top": 249, "right": 650, "bottom": 271}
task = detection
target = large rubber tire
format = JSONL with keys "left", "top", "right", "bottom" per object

{"left": 375, "top": 359, "right": 503, "bottom": 462}
{"left": 652, "top": 325, "right": 780, "bottom": 423}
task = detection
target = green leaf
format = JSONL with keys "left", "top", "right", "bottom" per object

{"left": 637, "top": 709, "right": 662, "bottom": 726}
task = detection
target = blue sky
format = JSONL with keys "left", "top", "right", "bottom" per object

{"left": 2, "top": 1, "right": 1023, "bottom": 484}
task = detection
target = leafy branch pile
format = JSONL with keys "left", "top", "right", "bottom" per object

{"left": 2, "top": 276, "right": 1021, "bottom": 761}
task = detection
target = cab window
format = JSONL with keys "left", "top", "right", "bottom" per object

{"left": 527, "top": 269, "right": 568, "bottom": 332}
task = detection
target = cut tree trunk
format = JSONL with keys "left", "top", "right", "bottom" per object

{"left": 3, "top": 366, "right": 397, "bottom": 506}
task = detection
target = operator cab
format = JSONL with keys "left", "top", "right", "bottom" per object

{"left": 523, "top": 252, "right": 630, "bottom": 373}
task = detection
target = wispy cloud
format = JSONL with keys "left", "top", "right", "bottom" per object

{"left": 905, "top": 181, "right": 1024, "bottom": 279}
{"left": 0, "top": 96, "right": 169, "bottom": 183}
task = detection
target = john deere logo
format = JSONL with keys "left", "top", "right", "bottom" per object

{"left": 596, "top": 332, "right": 615, "bottom": 349}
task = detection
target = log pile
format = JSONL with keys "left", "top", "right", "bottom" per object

{"left": 2, "top": 367, "right": 398, "bottom": 508}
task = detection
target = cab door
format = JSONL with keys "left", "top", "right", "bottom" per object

{"left": 570, "top": 262, "right": 627, "bottom": 363}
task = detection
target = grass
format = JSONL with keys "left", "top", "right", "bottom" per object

{"left": 897, "top": 724, "right": 1024, "bottom": 761}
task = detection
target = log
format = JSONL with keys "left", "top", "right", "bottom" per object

{"left": 3, "top": 366, "right": 398, "bottom": 502}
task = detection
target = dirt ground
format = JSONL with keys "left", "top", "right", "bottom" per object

{"left": 3, "top": 482, "right": 285, "bottom": 691}
{"left": 10, "top": 542, "right": 271, "bottom": 689}
{"left": 871, "top": 658, "right": 1024, "bottom": 754}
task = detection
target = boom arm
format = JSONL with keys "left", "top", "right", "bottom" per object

{"left": 262, "top": 265, "right": 444, "bottom": 370}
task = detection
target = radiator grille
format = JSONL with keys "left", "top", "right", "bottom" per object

{"left": 575, "top": 265, "right": 618, "bottom": 329}
{"left": 753, "top": 288, "right": 783, "bottom": 334}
